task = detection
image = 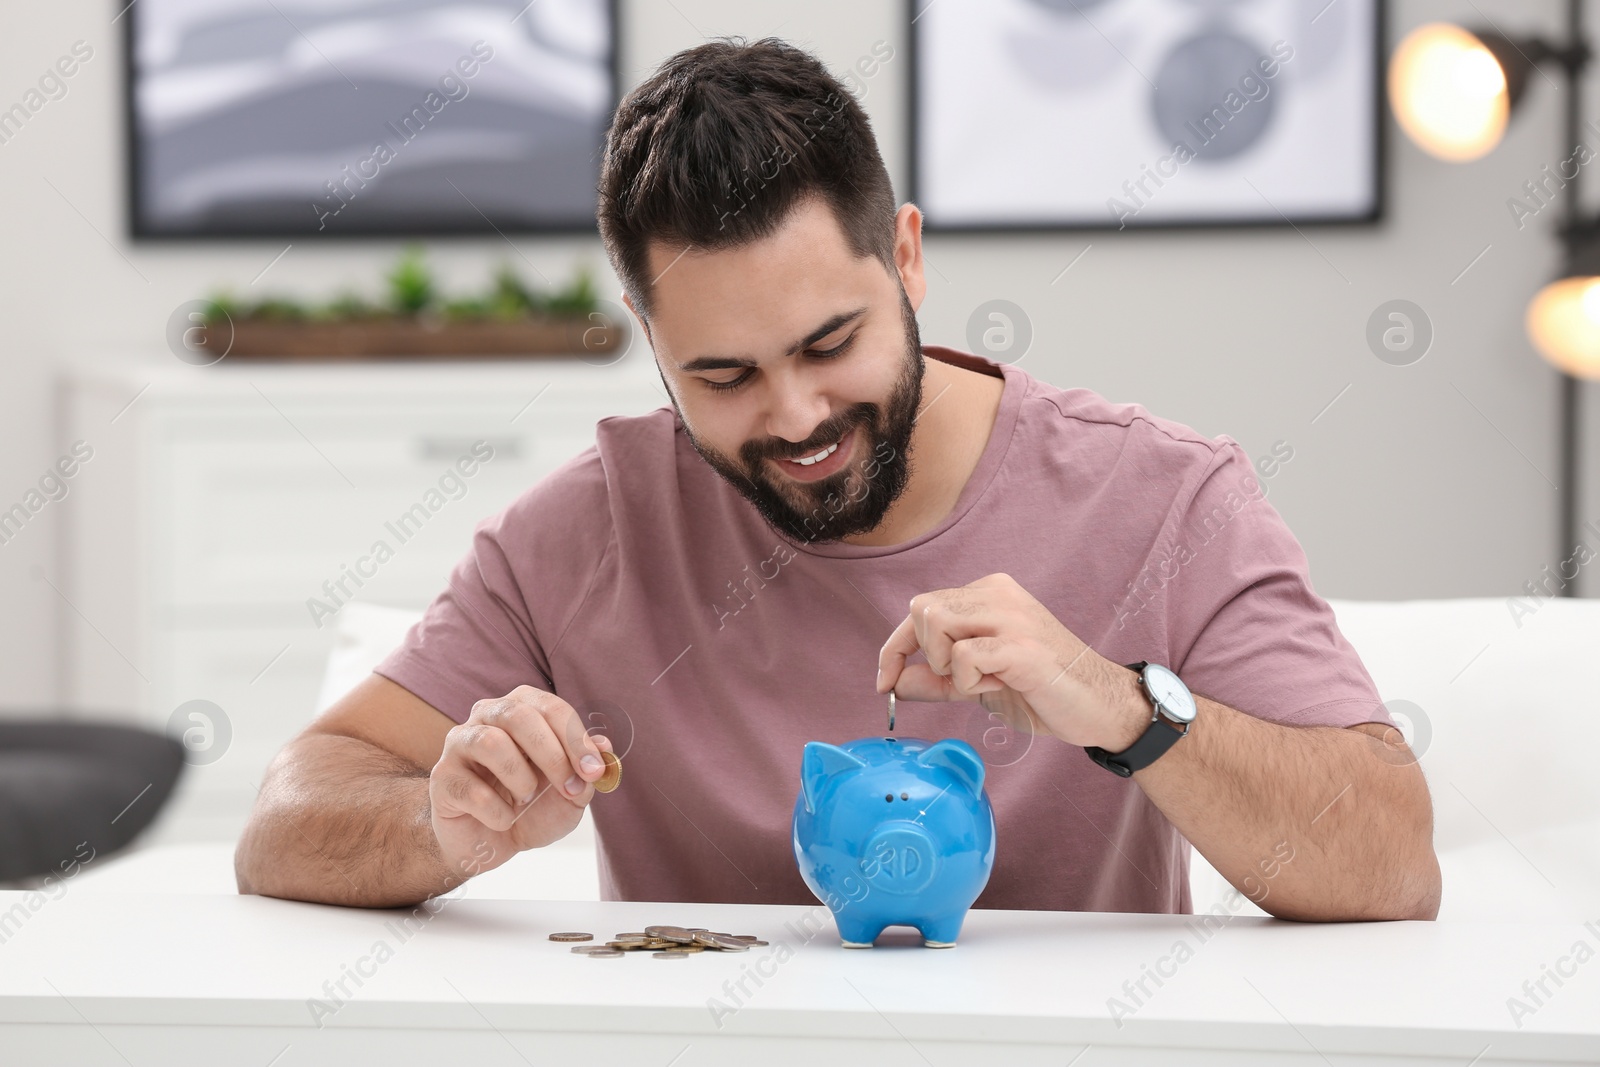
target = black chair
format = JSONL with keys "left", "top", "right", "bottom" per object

{"left": 0, "top": 720, "right": 185, "bottom": 883}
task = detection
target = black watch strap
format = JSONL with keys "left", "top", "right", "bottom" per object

{"left": 1084, "top": 661, "right": 1185, "bottom": 778}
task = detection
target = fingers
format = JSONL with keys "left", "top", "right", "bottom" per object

{"left": 886, "top": 662, "right": 959, "bottom": 702}
{"left": 877, "top": 613, "right": 919, "bottom": 693}
{"left": 891, "top": 636, "right": 1015, "bottom": 703}
{"left": 879, "top": 589, "right": 995, "bottom": 696}
{"left": 947, "top": 634, "right": 1019, "bottom": 696}
{"left": 430, "top": 747, "right": 519, "bottom": 832}
{"left": 914, "top": 598, "right": 963, "bottom": 680}
{"left": 452, "top": 723, "right": 541, "bottom": 803}
{"left": 469, "top": 686, "right": 606, "bottom": 806}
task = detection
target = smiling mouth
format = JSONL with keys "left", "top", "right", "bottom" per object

{"left": 769, "top": 426, "right": 858, "bottom": 483}
{"left": 787, "top": 439, "right": 841, "bottom": 466}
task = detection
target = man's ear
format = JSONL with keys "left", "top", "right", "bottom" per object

{"left": 893, "top": 202, "right": 926, "bottom": 313}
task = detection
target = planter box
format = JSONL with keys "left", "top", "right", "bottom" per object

{"left": 196, "top": 314, "right": 626, "bottom": 361}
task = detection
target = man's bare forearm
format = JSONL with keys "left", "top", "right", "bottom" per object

{"left": 235, "top": 732, "right": 461, "bottom": 907}
{"left": 1119, "top": 672, "right": 1440, "bottom": 922}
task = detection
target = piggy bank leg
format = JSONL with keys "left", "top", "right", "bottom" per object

{"left": 834, "top": 914, "right": 887, "bottom": 948}
{"left": 917, "top": 912, "right": 968, "bottom": 948}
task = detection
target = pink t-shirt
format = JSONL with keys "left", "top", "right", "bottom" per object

{"left": 376, "top": 345, "right": 1392, "bottom": 913}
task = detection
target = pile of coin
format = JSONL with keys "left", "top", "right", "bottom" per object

{"left": 549, "top": 925, "right": 769, "bottom": 959}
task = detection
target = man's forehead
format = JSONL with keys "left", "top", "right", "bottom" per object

{"left": 644, "top": 208, "right": 887, "bottom": 366}
{"left": 643, "top": 197, "right": 857, "bottom": 297}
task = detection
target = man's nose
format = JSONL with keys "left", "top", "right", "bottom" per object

{"left": 764, "top": 374, "right": 833, "bottom": 446}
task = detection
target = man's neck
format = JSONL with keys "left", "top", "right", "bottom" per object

{"left": 843, "top": 355, "right": 1005, "bottom": 547}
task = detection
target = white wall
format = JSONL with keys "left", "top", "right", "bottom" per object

{"left": 0, "top": 0, "right": 1594, "bottom": 711}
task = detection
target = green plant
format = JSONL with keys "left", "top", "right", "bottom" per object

{"left": 442, "top": 296, "right": 491, "bottom": 320}
{"left": 202, "top": 292, "right": 239, "bottom": 325}
{"left": 202, "top": 251, "right": 602, "bottom": 325}
{"left": 250, "top": 297, "right": 311, "bottom": 320}
{"left": 544, "top": 266, "right": 596, "bottom": 316}
{"left": 386, "top": 244, "right": 435, "bottom": 315}
{"left": 321, "top": 289, "right": 379, "bottom": 320}
{"left": 489, "top": 262, "right": 537, "bottom": 318}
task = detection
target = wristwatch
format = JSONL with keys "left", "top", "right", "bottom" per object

{"left": 1084, "top": 661, "right": 1197, "bottom": 777}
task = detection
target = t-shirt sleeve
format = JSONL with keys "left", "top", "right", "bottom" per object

{"left": 1159, "top": 437, "right": 1395, "bottom": 730}
{"left": 373, "top": 448, "right": 612, "bottom": 725}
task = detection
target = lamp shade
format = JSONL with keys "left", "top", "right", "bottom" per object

{"left": 1389, "top": 22, "right": 1511, "bottom": 162}
{"left": 1526, "top": 276, "right": 1600, "bottom": 379}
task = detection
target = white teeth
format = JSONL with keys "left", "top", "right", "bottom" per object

{"left": 791, "top": 440, "right": 839, "bottom": 466}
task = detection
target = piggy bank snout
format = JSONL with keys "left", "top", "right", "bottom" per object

{"left": 860, "top": 824, "right": 939, "bottom": 895}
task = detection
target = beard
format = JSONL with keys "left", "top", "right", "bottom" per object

{"left": 669, "top": 288, "right": 924, "bottom": 545}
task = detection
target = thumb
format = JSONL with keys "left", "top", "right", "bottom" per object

{"left": 889, "top": 663, "right": 972, "bottom": 703}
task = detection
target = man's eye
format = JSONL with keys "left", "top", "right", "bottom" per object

{"left": 704, "top": 373, "right": 751, "bottom": 393}
{"left": 701, "top": 334, "right": 856, "bottom": 394}
{"left": 811, "top": 335, "right": 856, "bottom": 360}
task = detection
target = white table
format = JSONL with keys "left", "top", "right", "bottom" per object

{"left": 1, "top": 889, "right": 1596, "bottom": 1065}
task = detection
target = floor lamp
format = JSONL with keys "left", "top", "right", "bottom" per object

{"left": 1389, "top": 4, "right": 1595, "bottom": 596}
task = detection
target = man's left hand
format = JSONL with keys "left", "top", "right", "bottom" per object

{"left": 875, "top": 573, "right": 1147, "bottom": 752}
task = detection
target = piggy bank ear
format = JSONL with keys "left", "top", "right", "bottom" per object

{"left": 916, "top": 739, "right": 985, "bottom": 795}
{"left": 800, "top": 742, "right": 867, "bottom": 815}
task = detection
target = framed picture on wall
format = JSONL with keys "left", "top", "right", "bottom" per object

{"left": 124, "top": 0, "right": 619, "bottom": 238}
{"left": 909, "top": 0, "right": 1384, "bottom": 231}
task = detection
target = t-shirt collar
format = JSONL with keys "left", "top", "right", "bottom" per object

{"left": 781, "top": 344, "right": 1025, "bottom": 559}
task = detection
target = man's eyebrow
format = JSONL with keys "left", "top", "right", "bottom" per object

{"left": 677, "top": 306, "right": 869, "bottom": 373}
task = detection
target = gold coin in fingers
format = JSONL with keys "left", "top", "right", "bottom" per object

{"left": 594, "top": 749, "right": 622, "bottom": 793}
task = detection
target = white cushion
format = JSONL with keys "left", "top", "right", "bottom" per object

{"left": 1326, "top": 596, "right": 1599, "bottom": 851}
{"left": 1191, "top": 597, "right": 1600, "bottom": 922}
{"left": 313, "top": 602, "right": 432, "bottom": 713}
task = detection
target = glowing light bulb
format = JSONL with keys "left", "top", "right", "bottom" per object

{"left": 1452, "top": 48, "right": 1507, "bottom": 99}
{"left": 1582, "top": 280, "right": 1600, "bottom": 325}
{"left": 1527, "top": 277, "right": 1600, "bottom": 379}
{"left": 1389, "top": 23, "right": 1511, "bottom": 162}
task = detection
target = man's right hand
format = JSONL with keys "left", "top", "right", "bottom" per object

{"left": 428, "top": 685, "right": 613, "bottom": 877}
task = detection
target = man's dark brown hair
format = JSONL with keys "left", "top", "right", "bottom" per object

{"left": 598, "top": 37, "right": 898, "bottom": 324}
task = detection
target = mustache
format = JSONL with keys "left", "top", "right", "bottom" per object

{"left": 743, "top": 406, "right": 872, "bottom": 464}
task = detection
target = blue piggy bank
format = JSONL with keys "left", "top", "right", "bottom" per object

{"left": 792, "top": 736, "right": 996, "bottom": 948}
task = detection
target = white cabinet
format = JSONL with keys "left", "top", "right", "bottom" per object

{"left": 60, "top": 354, "right": 664, "bottom": 845}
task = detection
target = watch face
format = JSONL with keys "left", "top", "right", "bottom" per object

{"left": 1143, "top": 664, "right": 1197, "bottom": 723}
